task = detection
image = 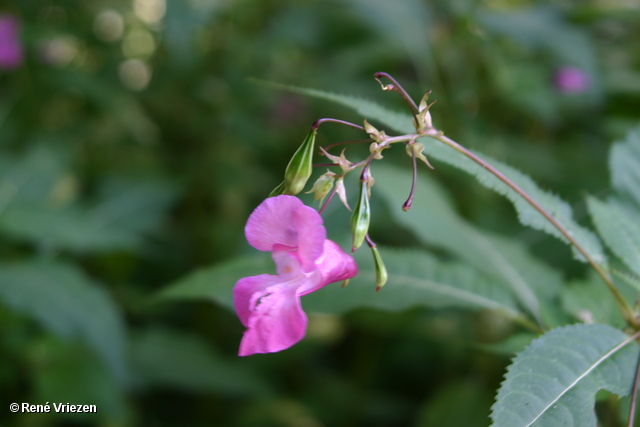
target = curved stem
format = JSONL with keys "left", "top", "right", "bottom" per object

{"left": 318, "top": 183, "right": 339, "bottom": 215}
{"left": 402, "top": 146, "right": 417, "bottom": 212}
{"left": 312, "top": 118, "right": 365, "bottom": 132}
{"left": 427, "top": 130, "right": 638, "bottom": 329}
{"left": 374, "top": 72, "right": 419, "bottom": 113}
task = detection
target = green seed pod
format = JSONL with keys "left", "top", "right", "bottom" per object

{"left": 350, "top": 179, "right": 371, "bottom": 252}
{"left": 370, "top": 244, "right": 388, "bottom": 291}
{"left": 269, "top": 181, "right": 286, "bottom": 197}
{"left": 284, "top": 129, "right": 317, "bottom": 195}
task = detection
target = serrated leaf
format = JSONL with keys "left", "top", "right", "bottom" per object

{"left": 610, "top": 124, "right": 640, "bottom": 209}
{"left": 130, "top": 328, "right": 269, "bottom": 395}
{"left": 258, "top": 81, "right": 605, "bottom": 265}
{"left": 375, "top": 164, "right": 564, "bottom": 326}
{"left": 588, "top": 197, "right": 640, "bottom": 277}
{"left": 162, "top": 247, "right": 530, "bottom": 326}
{"left": 0, "top": 261, "right": 128, "bottom": 384}
{"left": 490, "top": 324, "right": 639, "bottom": 427}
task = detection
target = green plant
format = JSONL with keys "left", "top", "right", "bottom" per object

{"left": 164, "top": 73, "right": 640, "bottom": 427}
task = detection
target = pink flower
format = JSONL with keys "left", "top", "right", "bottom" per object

{"left": 553, "top": 66, "right": 590, "bottom": 94}
{"left": 234, "top": 195, "right": 358, "bottom": 356}
{"left": 0, "top": 15, "right": 24, "bottom": 70}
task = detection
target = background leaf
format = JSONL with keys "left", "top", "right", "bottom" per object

{"left": 0, "top": 261, "right": 128, "bottom": 383}
{"left": 31, "top": 338, "right": 127, "bottom": 423}
{"left": 130, "top": 328, "right": 269, "bottom": 395}
{"left": 415, "top": 380, "right": 492, "bottom": 427}
{"left": 610, "top": 123, "right": 640, "bottom": 209}
{"left": 490, "top": 324, "right": 639, "bottom": 427}
{"left": 374, "top": 164, "right": 564, "bottom": 325}
{"left": 0, "top": 146, "right": 177, "bottom": 252}
{"left": 162, "top": 247, "right": 530, "bottom": 326}
{"left": 587, "top": 197, "right": 640, "bottom": 277}
{"left": 561, "top": 274, "right": 627, "bottom": 328}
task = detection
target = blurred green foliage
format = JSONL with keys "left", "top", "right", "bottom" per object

{"left": 2, "top": 0, "right": 640, "bottom": 426}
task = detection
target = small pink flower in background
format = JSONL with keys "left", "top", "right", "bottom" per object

{"left": 234, "top": 195, "right": 358, "bottom": 356}
{"left": 554, "top": 66, "right": 590, "bottom": 94}
{"left": 0, "top": 14, "right": 23, "bottom": 70}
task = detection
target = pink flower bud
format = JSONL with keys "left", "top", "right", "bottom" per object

{"left": 554, "top": 67, "right": 589, "bottom": 94}
{"left": 0, "top": 15, "right": 24, "bottom": 70}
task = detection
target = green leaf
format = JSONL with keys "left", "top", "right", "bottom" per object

{"left": 258, "top": 82, "right": 605, "bottom": 265}
{"left": 561, "top": 275, "right": 626, "bottom": 328}
{"left": 0, "top": 146, "right": 177, "bottom": 252}
{"left": 32, "top": 338, "right": 127, "bottom": 423}
{"left": 490, "top": 324, "right": 639, "bottom": 427}
{"left": 374, "top": 164, "right": 564, "bottom": 325}
{"left": 0, "top": 261, "right": 128, "bottom": 384}
{"left": 477, "top": 6, "right": 597, "bottom": 79}
{"left": 346, "top": 0, "right": 438, "bottom": 85}
{"left": 610, "top": 124, "right": 640, "bottom": 209}
{"left": 130, "top": 328, "right": 269, "bottom": 395}
{"left": 159, "top": 254, "right": 274, "bottom": 308}
{"left": 587, "top": 197, "right": 640, "bottom": 277}
{"left": 162, "top": 247, "right": 530, "bottom": 326}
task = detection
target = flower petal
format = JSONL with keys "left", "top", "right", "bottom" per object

{"left": 292, "top": 200, "right": 326, "bottom": 271}
{"left": 245, "top": 195, "right": 325, "bottom": 270}
{"left": 299, "top": 239, "right": 358, "bottom": 295}
{"left": 238, "top": 280, "right": 308, "bottom": 356}
{"left": 233, "top": 274, "right": 283, "bottom": 327}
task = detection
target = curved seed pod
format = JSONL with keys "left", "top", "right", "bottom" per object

{"left": 350, "top": 179, "right": 371, "bottom": 252}
{"left": 284, "top": 129, "right": 317, "bottom": 195}
{"left": 370, "top": 244, "right": 388, "bottom": 291}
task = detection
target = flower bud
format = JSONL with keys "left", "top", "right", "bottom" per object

{"left": 405, "top": 142, "right": 434, "bottom": 169}
{"left": 363, "top": 119, "right": 383, "bottom": 142}
{"left": 414, "top": 91, "right": 435, "bottom": 131}
{"left": 370, "top": 244, "right": 388, "bottom": 291}
{"left": 306, "top": 172, "right": 335, "bottom": 205}
{"left": 350, "top": 179, "right": 371, "bottom": 252}
{"left": 320, "top": 147, "right": 351, "bottom": 172}
{"left": 284, "top": 129, "right": 317, "bottom": 195}
{"left": 369, "top": 143, "right": 384, "bottom": 159}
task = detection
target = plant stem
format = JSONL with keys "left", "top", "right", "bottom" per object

{"left": 312, "top": 118, "right": 365, "bottom": 132}
{"left": 402, "top": 146, "right": 417, "bottom": 212}
{"left": 629, "top": 346, "right": 640, "bottom": 427}
{"left": 374, "top": 72, "right": 420, "bottom": 113}
{"left": 426, "top": 130, "right": 639, "bottom": 329}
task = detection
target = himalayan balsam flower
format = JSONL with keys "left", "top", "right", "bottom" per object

{"left": 234, "top": 195, "right": 358, "bottom": 356}
{"left": 554, "top": 66, "right": 589, "bottom": 94}
{"left": 0, "top": 15, "right": 23, "bottom": 70}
